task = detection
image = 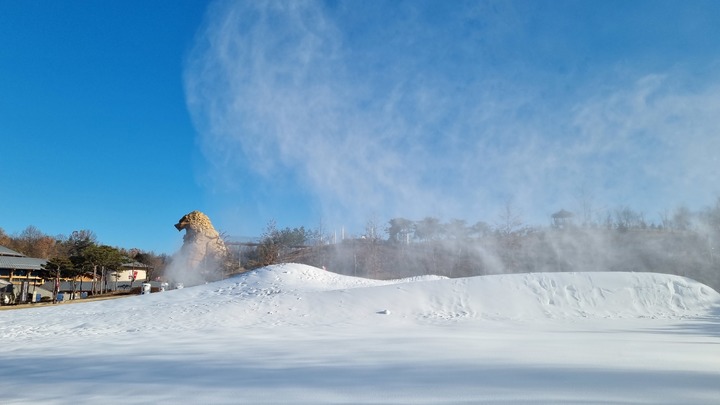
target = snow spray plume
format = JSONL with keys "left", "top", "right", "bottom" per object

{"left": 167, "top": 211, "right": 229, "bottom": 287}
{"left": 183, "top": 1, "right": 563, "bottom": 231}
{"left": 185, "top": 1, "right": 720, "bottom": 254}
{"left": 164, "top": 248, "right": 210, "bottom": 287}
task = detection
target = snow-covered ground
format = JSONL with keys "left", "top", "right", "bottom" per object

{"left": 1, "top": 264, "right": 719, "bottom": 404}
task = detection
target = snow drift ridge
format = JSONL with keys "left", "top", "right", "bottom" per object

{"left": 206, "top": 264, "right": 720, "bottom": 322}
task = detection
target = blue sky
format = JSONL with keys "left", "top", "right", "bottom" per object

{"left": 2, "top": 1, "right": 720, "bottom": 254}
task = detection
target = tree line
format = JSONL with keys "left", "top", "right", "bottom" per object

{"left": 242, "top": 200, "right": 720, "bottom": 292}
{"left": 5, "top": 198, "right": 720, "bottom": 294}
{"left": 0, "top": 227, "right": 168, "bottom": 295}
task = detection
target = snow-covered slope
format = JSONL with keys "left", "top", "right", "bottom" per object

{"left": 222, "top": 265, "right": 720, "bottom": 323}
{"left": 153, "top": 264, "right": 720, "bottom": 323}
{"left": 7, "top": 264, "right": 717, "bottom": 339}
{"left": 1, "top": 265, "right": 719, "bottom": 404}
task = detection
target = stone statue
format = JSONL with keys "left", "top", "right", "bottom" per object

{"left": 174, "top": 210, "right": 228, "bottom": 281}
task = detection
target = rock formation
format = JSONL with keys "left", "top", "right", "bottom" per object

{"left": 174, "top": 210, "right": 228, "bottom": 281}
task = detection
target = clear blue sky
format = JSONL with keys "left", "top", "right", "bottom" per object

{"left": 2, "top": 0, "right": 720, "bottom": 254}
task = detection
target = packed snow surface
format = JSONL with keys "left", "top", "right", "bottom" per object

{"left": 1, "top": 264, "right": 719, "bottom": 404}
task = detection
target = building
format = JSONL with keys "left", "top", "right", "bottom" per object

{"left": 0, "top": 246, "right": 57, "bottom": 303}
{"left": 45, "top": 260, "right": 151, "bottom": 295}
{"left": 0, "top": 245, "right": 47, "bottom": 284}
{"left": 112, "top": 261, "right": 150, "bottom": 283}
{"left": 1, "top": 246, "right": 155, "bottom": 302}
{"left": 2, "top": 245, "right": 153, "bottom": 292}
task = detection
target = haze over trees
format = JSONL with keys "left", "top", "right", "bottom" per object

{"left": 245, "top": 199, "right": 720, "bottom": 292}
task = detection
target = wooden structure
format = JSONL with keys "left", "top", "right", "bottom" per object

{"left": 0, "top": 245, "right": 47, "bottom": 284}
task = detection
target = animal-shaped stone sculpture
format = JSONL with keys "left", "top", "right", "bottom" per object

{"left": 174, "top": 210, "right": 228, "bottom": 280}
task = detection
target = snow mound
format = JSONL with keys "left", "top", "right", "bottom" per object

{"left": 404, "top": 271, "right": 720, "bottom": 321}
{"left": 3, "top": 265, "right": 717, "bottom": 342}
{"left": 224, "top": 263, "right": 445, "bottom": 292}
{"left": 199, "top": 265, "right": 720, "bottom": 323}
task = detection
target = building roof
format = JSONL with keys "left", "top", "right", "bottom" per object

{"left": 0, "top": 255, "right": 47, "bottom": 270}
{"left": 0, "top": 246, "right": 25, "bottom": 257}
{"left": 0, "top": 245, "right": 46, "bottom": 270}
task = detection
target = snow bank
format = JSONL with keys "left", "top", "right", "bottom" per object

{"left": 241, "top": 265, "right": 720, "bottom": 318}
{"left": 4, "top": 265, "right": 717, "bottom": 342}
{"left": 170, "top": 264, "right": 720, "bottom": 325}
{"left": 408, "top": 271, "right": 720, "bottom": 321}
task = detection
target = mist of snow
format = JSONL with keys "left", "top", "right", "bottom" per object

{"left": 184, "top": 1, "right": 720, "bottom": 232}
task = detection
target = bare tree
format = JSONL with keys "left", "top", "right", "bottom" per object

{"left": 496, "top": 200, "right": 524, "bottom": 237}
{"left": 0, "top": 227, "right": 11, "bottom": 247}
{"left": 672, "top": 206, "right": 692, "bottom": 231}
{"left": 15, "top": 226, "right": 56, "bottom": 258}
{"left": 362, "top": 218, "right": 383, "bottom": 278}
